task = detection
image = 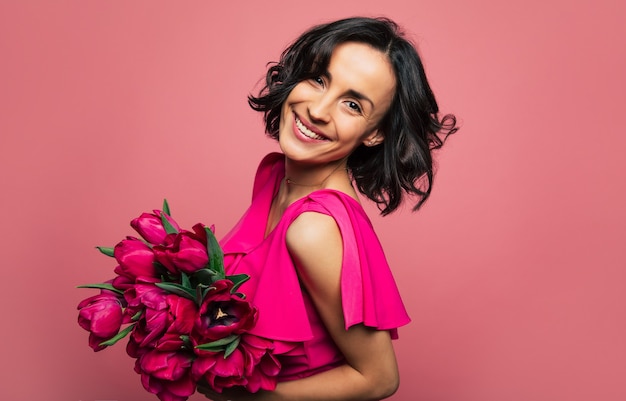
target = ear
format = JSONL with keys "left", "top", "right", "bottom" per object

{"left": 362, "top": 130, "right": 385, "bottom": 147}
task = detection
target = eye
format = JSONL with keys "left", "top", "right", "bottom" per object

{"left": 346, "top": 101, "right": 362, "bottom": 113}
{"left": 312, "top": 76, "right": 324, "bottom": 86}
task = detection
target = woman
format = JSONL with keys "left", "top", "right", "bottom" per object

{"left": 199, "top": 17, "right": 457, "bottom": 401}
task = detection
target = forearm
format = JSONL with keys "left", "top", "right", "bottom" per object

{"left": 256, "top": 363, "right": 398, "bottom": 401}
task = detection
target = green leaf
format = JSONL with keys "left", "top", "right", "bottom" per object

{"left": 194, "top": 283, "right": 212, "bottom": 305}
{"left": 77, "top": 283, "right": 124, "bottom": 296}
{"left": 162, "top": 199, "right": 171, "bottom": 216}
{"left": 181, "top": 272, "right": 192, "bottom": 289}
{"left": 194, "top": 344, "right": 225, "bottom": 353}
{"left": 193, "top": 268, "right": 220, "bottom": 285}
{"left": 152, "top": 261, "right": 169, "bottom": 276}
{"left": 223, "top": 335, "right": 241, "bottom": 358}
{"left": 205, "top": 227, "right": 225, "bottom": 279}
{"left": 178, "top": 335, "right": 192, "bottom": 349}
{"left": 160, "top": 212, "right": 178, "bottom": 235}
{"left": 195, "top": 334, "right": 239, "bottom": 350}
{"left": 99, "top": 323, "right": 136, "bottom": 347}
{"left": 155, "top": 282, "right": 196, "bottom": 301}
{"left": 130, "top": 310, "right": 143, "bottom": 321}
{"left": 196, "top": 285, "right": 204, "bottom": 306}
{"left": 226, "top": 274, "right": 250, "bottom": 294}
{"left": 96, "top": 247, "right": 115, "bottom": 257}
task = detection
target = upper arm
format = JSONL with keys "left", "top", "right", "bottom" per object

{"left": 286, "top": 211, "right": 399, "bottom": 397}
{"left": 286, "top": 212, "right": 343, "bottom": 304}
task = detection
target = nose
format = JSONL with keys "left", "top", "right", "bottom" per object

{"left": 307, "top": 93, "right": 331, "bottom": 124}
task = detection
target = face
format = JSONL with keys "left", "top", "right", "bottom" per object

{"left": 278, "top": 42, "right": 396, "bottom": 166}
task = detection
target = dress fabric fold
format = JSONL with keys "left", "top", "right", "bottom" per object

{"left": 219, "top": 152, "right": 410, "bottom": 380}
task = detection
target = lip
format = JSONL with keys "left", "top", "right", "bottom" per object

{"left": 293, "top": 113, "right": 328, "bottom": 142}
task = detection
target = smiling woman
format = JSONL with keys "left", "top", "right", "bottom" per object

{"left": 197, "top": 17, "right": 457, "bottom": 401}
{"left": 277, "top": 42, "right": 396, "bottom": 172}
{"left": 250, "top": 17, "right": 457, "bottom": 215}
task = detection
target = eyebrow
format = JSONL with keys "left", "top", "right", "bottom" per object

{"left": 325, "top": 71, "right": 375, "bottom": 108}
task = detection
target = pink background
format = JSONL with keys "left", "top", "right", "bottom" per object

{"left": 1, "top": 1, "right": 625, "bottom": 400}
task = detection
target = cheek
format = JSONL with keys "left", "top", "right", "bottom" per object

{"left": 288, "top": 81, "right": 322, "bottom": 105}
{"left": 280, "top": 101, "right": 289, "bottom": 121}
{"left": 280, "top": 87, "right": 300, "bottom": 121}
{"left": 286, "top": 82, "right": 305, "bottom": 99}
{"left": 336, "top": 118, "right": 372, "bottom": 142}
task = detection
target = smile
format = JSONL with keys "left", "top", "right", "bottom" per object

{"left": 295, "top": 116, "right": 326, "bottom": 140}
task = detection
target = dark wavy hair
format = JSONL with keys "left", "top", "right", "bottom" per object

{"left": 248, "top": 17, "right": 458, "bottom": 215}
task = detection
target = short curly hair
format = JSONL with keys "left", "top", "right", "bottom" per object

{"left": 248, "top": 17, "right": 457, "bottom": 215}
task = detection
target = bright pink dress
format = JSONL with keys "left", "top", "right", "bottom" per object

{"left": 220, "top": 153, "right": 411, "bottom": 381}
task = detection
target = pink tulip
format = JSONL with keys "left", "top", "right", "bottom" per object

{"left": 127, "top": 289, "right": 197, "bottom": 349}
{"left": 78, "top": 202, "right": 275, "bottom": 399}
{"left": 140, "top": 349, "right": 193, "bottom": 381}
{"left": 154, "top": 332, "right": 187, "bottom": 352}
{"left": 193, "top": 279, "right": 258, "bottom": 342}
{"left": 137, "top": 349, "right": 196, "bottom": 401}
{"left": 86, "top": 332, "right": 110, "bottom": 352}
{"left": 154, "top": 224, "right": 209, "bottom": 274}
{"left": 126, "top": 335, "right": 149, "bottom": 359}
{"left": 114, "top": 237, "right": 157, "bottom": 281}
{"left": 125, "top": 284, "right": 169, "bottom": 311}
{"left": 239, "top": 334, "right": 280, "bottom": 392}
{"left": 192, "top": 333, "right": 279, "bottom": 393}
{"left": 131, "top": 210, "right": 180, "bottom": 245}
{"left": 165, "top": 295, "right": 196, "bottom": 335}
{"left": 141, "top": 295, "right": 197, "bottom": 350}
{"left": 111, "top": 274, "right": 135, "bottom": 291}
{"left": 192, "top": 347, "right": 247, "bottom": 393}
{"left": 124, "top": 285, "right": 169, "bottom": 347}
{"left": 77, "top": 291, "right": 124, "bottom": 351}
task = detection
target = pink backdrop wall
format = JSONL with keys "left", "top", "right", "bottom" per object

{"left": 1, "top": 1, "right": 625, "bottom": 400}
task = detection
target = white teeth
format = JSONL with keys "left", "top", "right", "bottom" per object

{"left": 295, "top": 117, "right": 325, "bottom": 140}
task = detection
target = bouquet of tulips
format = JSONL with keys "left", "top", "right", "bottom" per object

{"left": 77, "top": 200, "right": 280, "bottom": 401}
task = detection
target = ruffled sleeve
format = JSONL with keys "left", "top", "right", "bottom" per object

{"left": 292, "top": 190, "right": 411, "bottom": 339}
{"left": 219, "top": 154, "right": 409, "bottom": 347}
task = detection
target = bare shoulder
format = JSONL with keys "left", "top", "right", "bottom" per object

{"left": 286, "top": 211, "right": 341, "bottom": 251}
{"left": 286, "top": 211, "right": 343, "bottom": 292}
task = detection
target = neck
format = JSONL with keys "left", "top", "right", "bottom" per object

{"left": 284, "top": 158, "right": 348, "bottom": 192}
